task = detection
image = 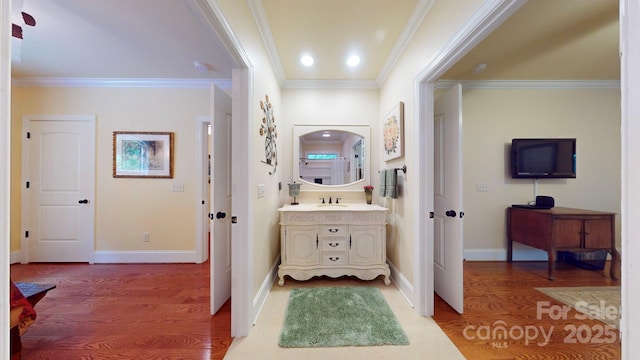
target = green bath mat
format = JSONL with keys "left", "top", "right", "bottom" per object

{"left": 278, "top": 286, "right": 410, "bottom": 348}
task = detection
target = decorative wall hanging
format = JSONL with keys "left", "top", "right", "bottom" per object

{"left": 382, "top": 102, "right": 404, "bottom": 161}
{"left": 259, "top": 94, "right": 278, "bottom": 174}
{"left": 113, "top": 131, "right": 174, "bottom": 178}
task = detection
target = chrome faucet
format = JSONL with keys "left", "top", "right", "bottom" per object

{"left": 328, "top": 197, "right": 332, "bottom": 204}
{"left": 320, "top": 197, "right": 325, "bottom": 204}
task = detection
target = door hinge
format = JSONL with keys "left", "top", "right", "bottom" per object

{"left": 208, "top": 213, "right": 214, "bottom": 220}
{"left": 26, "top": 181, "right": 30, "bottom": 189}
{"left": 26, "top": 132, "right": 30, "bottom": 139}
{"left": 25, "top": 231, "right": 29, "bottom": 238}
{"left": 202, "top": 200, "right": 205, "bottom": 205}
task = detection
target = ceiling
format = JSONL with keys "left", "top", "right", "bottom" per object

{"left": 10, "top": 0, "right": 619, "bottom": 85}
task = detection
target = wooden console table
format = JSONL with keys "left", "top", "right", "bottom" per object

{"left": 507, "top": 207, "right": 619, "bottom": 280}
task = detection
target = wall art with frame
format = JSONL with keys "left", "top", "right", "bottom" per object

{"left": 382, "top": 102, "right": 404, "bottom": 161}
{"left": 113, "top": 131, "right": 174, "bottom": 178}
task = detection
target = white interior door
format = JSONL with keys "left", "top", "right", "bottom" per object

{"left": 22, "top": 115, "right": 95, "bottom": 262}
{"left": 433, "top": 84, "right": 464, "bottom": 313}
{"left": 210, "top": 87, "right": 232, "bottom": 315}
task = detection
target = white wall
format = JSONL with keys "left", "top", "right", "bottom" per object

{"left": 461, "top": 85, "right": 621, "bottom": 260}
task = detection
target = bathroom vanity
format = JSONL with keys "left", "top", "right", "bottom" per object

{"left": 277, "top": 203, "right": 390, "bottom": 285}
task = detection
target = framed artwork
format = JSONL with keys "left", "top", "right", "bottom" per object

{"left": 113, "top": 131, "right": 174, "bottom": 178}
{"left": 382, "top": 102, "right": 404, "bottom": 161}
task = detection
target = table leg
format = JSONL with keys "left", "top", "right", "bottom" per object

{"left": 610, "top": 248, "right": 620, "bottom": 280}
{"left": 547, "top": 250, "right": 556, "bottom": 280}
{"left": 506, "top": 210, "right": 512, "bottom": 262}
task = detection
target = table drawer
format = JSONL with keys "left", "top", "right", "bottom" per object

{"left": 322, "top": 239, "right": 347, "bottom": 251}
{"left": 322, "top": 253, "right": 348, "bottom": 265}
{"left": 320, "top": 225, "right": 348, "bottom": 236}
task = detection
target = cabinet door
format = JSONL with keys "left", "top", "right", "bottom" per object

{"left": 285, "top": 226, "right": 319, "bottom": 266}
{"left": 584, "top": 219, "right": 613, "bottom": 248}
{"left": 553, "top": 219, "right": 582, "bottom": 248}
{"left": 349, "top": 225, "right": 382, "bottom": 266}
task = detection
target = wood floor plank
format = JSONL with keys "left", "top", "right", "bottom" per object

{"left": 11, "top": 260, "right": 621, "bottom": 359}
{"left": 433, "top": 260, "right": 621, "bottom": 359}
{"left": 11, "top": 262, "right": 231, "bottom": 360}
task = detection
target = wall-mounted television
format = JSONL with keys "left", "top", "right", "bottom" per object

{"left": 511, "top": 138, "right": 576, "bottom": 179}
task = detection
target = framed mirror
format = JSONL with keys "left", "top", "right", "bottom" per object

{"left": 293, "top": 125, "right": 370, "bottom": 191}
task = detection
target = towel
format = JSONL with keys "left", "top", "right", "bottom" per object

{"left": 379, "top": 170, "right": 387, "bottom": 196}
{"left": 385, "top": 169, "right": 399, "bottom": 199}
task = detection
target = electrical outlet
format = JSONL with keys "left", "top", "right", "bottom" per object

{"left": 172, "top": 183, "right": 184, "bottom": 192}
{"left": 477, "top": 183, "right": 489, "bottom": 192}
{"left": 143, "top": 232, "right": 150, "bottom": 242}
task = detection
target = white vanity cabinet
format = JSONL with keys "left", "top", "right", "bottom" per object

{"left": 277, "top": 204, "right": 390, "bottom": 285}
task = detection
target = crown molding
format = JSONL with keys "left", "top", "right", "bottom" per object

{"left": 376, "top": 0, "right": 435, "bottom": 85}
{"left": 248, "top": 0, "right": 285, "bottom": 84}
{"left": 282, "top": 79, "right": 379, "bottom": 90}
{"left": 250, "top": 0, "right": 431, "bottom": 88}
{"left": 11, "top": 77, "right": 232, "bottom": 89}
{"left": 436, "top": 79, "right": 621, "bottom": 89}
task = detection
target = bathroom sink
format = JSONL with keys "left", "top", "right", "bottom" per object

{"left": 316, "top": 204, "right": 348, "bottom": 208}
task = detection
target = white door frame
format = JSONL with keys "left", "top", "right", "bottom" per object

{"left": 1, "top": 0, "right": 12, "bottom": 355}
{"left": 194, "top": 0, "right": 253, "bottom": 337}
{"left": 196, "top": 116, "right": 210, "bottom": 264}
{"left": 413, "top": 0, "right": 526, "bottom": 316}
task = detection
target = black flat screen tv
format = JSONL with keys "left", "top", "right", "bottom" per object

{"left": 510, "top": 138, "right": 576, "bottom": 179}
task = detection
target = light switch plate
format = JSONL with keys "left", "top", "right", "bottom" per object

{"left": 172, "top": 183, "right": 184, "bottom": 192}
{"left": 258, "top": 184, "right": 265, "bottom": 198}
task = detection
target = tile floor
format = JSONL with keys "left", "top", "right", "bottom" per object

{"left": 224, "top": 277, "right": 465, "bottom": 359}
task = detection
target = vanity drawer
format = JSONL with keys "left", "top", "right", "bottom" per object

{"left": 320, "top": 225, "right": 348, "bottom": 236}
{"left": 322, "top": 253, "right": 348, "bottom": 265}
{"left": 322, "top": 239, "right": 347, "bottom": 251}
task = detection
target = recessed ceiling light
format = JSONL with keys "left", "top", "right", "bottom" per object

{"left": 347, "top": 55, "right": 360, "bottom": 67}
{"left": 300, "top": 55, "right": 314, "bottom": 67}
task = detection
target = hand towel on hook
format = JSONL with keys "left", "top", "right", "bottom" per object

{"left": 385, "top": 169, "right": 399, "bottom": 199}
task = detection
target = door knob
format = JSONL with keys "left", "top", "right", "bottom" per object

{"left": 78, "top": 199, "right": 89, "bottom": 204}
{"left": 216, "top": 211, "right": 226, "bottom": 219}
{"left": 445, "top": 210, "right": 457, "bottom": 217}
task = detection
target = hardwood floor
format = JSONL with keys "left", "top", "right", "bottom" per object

{"left": 433, "top": 260, "right": 621, "bottom": 359}
{"left": 10, "top": 262, "right": 231, "bottom": 359}
{"left": 10, "top": 260, "right": 620, "bottom": 359}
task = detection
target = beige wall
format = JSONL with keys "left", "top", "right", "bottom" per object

{"left": 11, "top": 85, "right": 210, "bottom": 254}
{"left": 218, "top": 0, "right": 284, "bottom": 297}
{"left": 379, "top": 0, "right": 485, "bottom": 284}
{"left": 462, "top": 86, "right": 621, "bottom": 256}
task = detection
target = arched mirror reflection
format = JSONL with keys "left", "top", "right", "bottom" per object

{"left": 293, "top": 125, "right": 370, "bottom": 190}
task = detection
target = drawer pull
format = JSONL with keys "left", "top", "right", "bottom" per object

{"left": 328, "top": 228, "right": 339, "bottom": 233}
{"left": 329, "top": 256, "right": 340, "bottom": 262}
{"left": 329, "top": 242, "right": 339, "bottom": 247}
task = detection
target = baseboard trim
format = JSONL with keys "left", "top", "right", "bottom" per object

{"left": 388, "top": 260, "right": 415, "bottom": 308}
{"left": 253, "top": 256, "right": 280, "bottom": 325}
{"left": 10, "top": 251, "right": 22, "bottom": 264}
{"left": 93, "top": 250, "right": 198, "bottom": 263}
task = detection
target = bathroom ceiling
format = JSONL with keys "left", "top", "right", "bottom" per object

{"left": 10, "top": 0, "right": 619, "bottom": 85}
